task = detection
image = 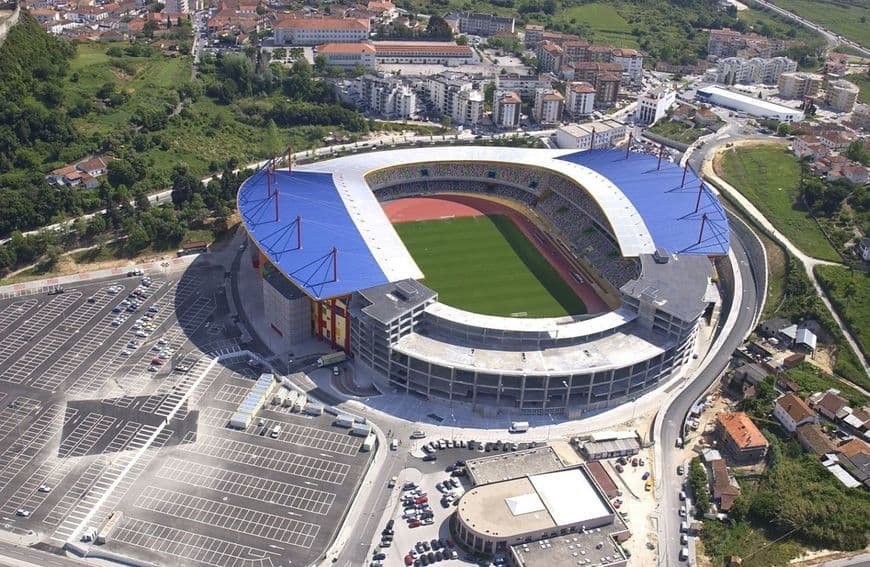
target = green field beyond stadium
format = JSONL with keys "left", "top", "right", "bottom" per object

{"left": 393, "top": 215, "right": 586, "bottom": 317}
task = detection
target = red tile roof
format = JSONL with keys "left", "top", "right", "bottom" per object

{"left": 777, "top": 393, "right": 816, "bottom": 424}
{"left": 718, "top": 412, "right": 768, "bottom": 450}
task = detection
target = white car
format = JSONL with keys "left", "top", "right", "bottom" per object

{"left": 147, "top": 365, "right": 159, "bottom": 372}
{"left": 38, "top": 484, "right": 51, "bottom": 493}
{"left": 135, "top": 331, "right": 147, "bottom": 338}
{"left": 16, "top": 509, "right": 29, "bottom": 517}
{"left": 121, "top": 350, "right": 131, "bottom": 356}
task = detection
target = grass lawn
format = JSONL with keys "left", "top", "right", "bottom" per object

{"left": 552, "top": 3, "right": 638, "bottom": 48}
{"left": 716, "top": 144, "right": 841, "bottom": 262}
{"left": 394, "top": 215, "right": 586, "bottom": 317}
{"left": 848, "top": 73, "right": 870, "bottom": 105}
{"left": 647, "top": 120, "right": 715, "bottom": 145}
{"left": 815, "top": 265, "right": 869, "bottom": 361}
{"left": 766, "top": 0, "right": 870, "bottom": 48}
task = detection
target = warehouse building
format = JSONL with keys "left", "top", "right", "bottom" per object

{"left": 696, "top": 85, "right": 804, "bottom": 121}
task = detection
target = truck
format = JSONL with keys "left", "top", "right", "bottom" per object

{"left": 305, "top": 402, "right": 324, "bottom": 416}
{"left": 334, "top": 414, "right": 354, "bottom": 428}
{"left": 509, "top": 421, "right": 529, "bottom": 433}
{"left": 293, "top": 392, "right": 307, "bottom": 412}
{"left": 351, "top": 423, "right": 372, "bottom": 437}
{"left": 272, "top": 389, "right": 287, "bottom": 406}
{"left": 317, "top": 352, "right": 346, "bottom": 367}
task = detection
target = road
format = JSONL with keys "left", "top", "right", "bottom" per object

{"left": 0, "top": 541, "right": 89, "bottom": 567}
{"left": 750, "top": 0, "right": 869, "bottom": 55}
{"left": 656, "top": 229, "right": 760, "bottom": 564}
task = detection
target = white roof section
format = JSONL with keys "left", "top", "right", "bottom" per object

{"left": 394, "top": 325, "right": 668, "bottom": 376}
{"left": 825, "top": 464, "right": 860, "bottom": 488}
{"left": 698, "top": 85, "right": 804, "bottom": 117}
{"left": 424, "top": 302, "right": 638, "bottom": 338}
{"left": 505, "top": 493, "right": 546, "bottom": 516}
{"left": 529, "top": 468, "right": 610, "bottom": 527}
{"left": 297, "top": 146, "right": 656, "bottom": 257}
{"left": 331, "top": 167, "right": 424, "bottom": 283}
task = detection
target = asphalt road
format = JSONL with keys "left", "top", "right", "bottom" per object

{"left": 657, "top": 228, "right": 760, "bottom": 564}
{"left": 751, "top": 0, "right": 869, "bottom": 56}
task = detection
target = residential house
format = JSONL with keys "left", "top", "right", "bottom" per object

{"left": 532, "top": 88, "right": 565, "bottom": 125}
{"left": 779, "top": 324, "right": 817, "bottom": 353}
{"left": 710, "top": 458, "right": 740, "bottom": 512}
{"left": 565, "top": 81, "right": 595, "bottom": 118}
{"left": 837, "top": 437, "right": 870, "bottom": 460}
{"left": 796, "top": 423, "right": 836, "bottom": 456}
{"left": 716, "top": 412, "right": 769, "bottom": 464}
{"left": 810, "top": 389, "right": 849, "bottom": 420}
{"left": 773, "top": 392, "right": 818, "bottom": 433}
{"left": 492, "top": 90, "right": 522, "bottom": 129}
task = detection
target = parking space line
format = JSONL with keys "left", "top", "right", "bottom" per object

{"left": 200, "top": 407, "right": 361, "bottom": 456}
{"left": 135, "top": 486, "right": 321, "bottom": 548}
{"left": 113, "top": 517, "right": 277, "bottom": 567}
{"left": 156, "top": 457, "right": 336, "bottom": 515}
{"left": 0, "top": 397, "right": 42, "bottom": 444}
{"left": 0, "top": 293, "right": 81, "bottom": 376}
{"left": 181, "top": 434, "right": 351, "bottom": 485}
{"left": 0, "top": 405, "right": 74, "bottom": 494}
{"left": 0, "top": 299, "right": 38, "bottom": 337}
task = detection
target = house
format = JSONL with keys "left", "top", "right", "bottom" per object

{"left": 773, "top": 393, "right": 818, "bottom": 433}
{"left": 730, "top": 362, "right": 769, "bottom": 398}
{"left": 716, "top": 412, "right": 769, "bottom": 464}
{"left": 46, "top": 156, "right": 112, "bottom": 188}
{"left": 796, "top": 423, "right": 836, "bottom": 456}
{"left": 778, "top": 324, "right": 817, "bottom": 353}
{"left": 837, "top": 437, "right": 870, "bottom": 460}
{"left": 759, "top": 317, "right": 790, "bottom": 337}
{"left": 860, "top": 238, "right": 870, "bottom": 262}
{"left": 810, "top": 389, "right": 849, "bottom": 420}
{"left": 710, "top": 458, "right": 740, "bottom": 512}
{"left": 77, "top": 156, "right": 111, "bottom": 177}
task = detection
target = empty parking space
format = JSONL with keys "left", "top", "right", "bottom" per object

{"left": 0, "top": 299, "right": 38, "bottom": 336}
{"left": 181, "top": 433, "right": 351, "bottom": 485}
{"left": 112, "top": 517, "right": 277, "bottom": 567}
{"left": 213, "top": 384, "right": 250, "bottom": 405}
{"left": 135, "top": 486, "right": 321, "bottom": 548}
{"left": 0, "top": 405, "right": 74, "bottom": 494}
{"left": 0, "top": 293, "right": 80, "bottom": 373}
{"left": 0, "top": 397, "right": 41, "bottom": 443}
{"left": 156, "top": 457, "right": 336, "bottom": 515}
{"left": 57, "top": 413, "right": 116, "bottom": 458}
{"left": 200, "top": 407, "right": 361, "bottom": 456}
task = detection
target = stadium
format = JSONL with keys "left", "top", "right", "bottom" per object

{"left": 237, "top": 146, "right": 730, "bottom": 416}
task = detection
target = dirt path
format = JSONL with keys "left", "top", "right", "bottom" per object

{"left": 382, "top": 194, "right": 610, "bottom": 314}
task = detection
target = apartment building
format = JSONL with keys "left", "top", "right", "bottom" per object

{"left": 424, "top": 74, "right": 485, "bottom": 126}
{"left": 535, "top": 40, "right": 563, "bottom": 72}
{"left": 713, "top": 56, "right": 797, "bottom": 85}
{"left": 165, "top": 0, "right": 190, "bottom": 14}
{"left": 565, "top": 81, "right": 595, "bottom": 118}
{"left": 523, "top": 23, "right": 543, "bottom": 47}
{"left": 610, "top": 48, "right": 643, "bottom": 84}
{"left": 717, "top": 412, "right": 769, "bottom": 464}
{"left": 492, "top": 90, "right": 522, "bottom": 129}
{"left": 777, "top": 71, "right": 823, "bottom": 99}
{"left": 533, "top": 88, "right": 565, "bottom": 124}
{"left": 444, "top": 11, "right": 514, "bottom": 36}
{"left": 495, "top": 73, "right": 552, "bottom": 100}
{"left": 635, "top": 86, "right": 675, "bottom": 126}
{"left": 553, "top": 119, "right": 627, "bottom": 150}
{"left": 707, "top": 28, "right": 785, "bottom": 60}
{"left": 827, "top": 79, "right": 859, "bottom": 113}
{"left": 274, "top": 17, "right": 370, "bottom": 45}
{"left": 358, "top": 73, "right": 416, "bottom": 119}
{"left": 596, "top": 73, "right": 621, "bottom": 107}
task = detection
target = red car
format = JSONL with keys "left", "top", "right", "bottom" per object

{"left": 409, "top": 519, "right": 422, "bottom": 528}
{"left": 405, "top": 554, "right": 414, "bottom": 566}
{"left": 415, "top": 496, "right": 428, "bottom": 505}
{"left": 151, "top": 357, "right": 164, "bottom": 365}
{"left": 615, "top": 463, "right": 624, "bottom": 473}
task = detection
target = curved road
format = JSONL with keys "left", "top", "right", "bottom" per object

{"left": 656, "top": 227, "right": 760, "bottom": 564}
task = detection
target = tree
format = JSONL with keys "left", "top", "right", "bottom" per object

{"left": 440, "top": 115, "right": 451, "bottom": 132}
{"left": 126, "top": 225, "right": 149, "bottom": 253}
{"left": 170, "top": 164, "right": 200, "bottom": 206}
{"left": 143, "top": 19, "right": 159, "bottom": 37}
{"left": 86, "top": 213, "right": 107, "bottom": 238}
{"left": 844, "top": 138, "right": 869, "bottom": 166}
{"left": 107, "top": 159, "right": 138, "bottom": 188}
{"left": 455, "top": 34, "right": 468, "bottom": 45}
{"left": 314, "top": 53, "right": 328, "bottom": 75}
{"left": 777, "top": 122, "right": 791, "bottom": 137}
{"left": 425, "top": 15, "right": 453, "bottom": 40}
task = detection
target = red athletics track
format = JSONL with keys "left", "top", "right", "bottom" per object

{"left": 382, "top": 195, "right": 610, "bottom": 314}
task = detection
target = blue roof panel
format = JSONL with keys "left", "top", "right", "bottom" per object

{"left": 558, "top": 149, "right": 730, "bottom": 256}
{"left": 238, "top": 168, "right": 389, "bottom": 300}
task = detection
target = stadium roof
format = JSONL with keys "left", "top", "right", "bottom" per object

{"left": 240, "top": 146, "right": 730, "bottom": 299}
{"left": 558, "top": 149, "right": 730, "bottom": 256}
{"left": 238, "top": 168, "right": 422, "bottom": 300}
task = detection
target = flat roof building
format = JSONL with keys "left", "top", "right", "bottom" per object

{"left": 456, "top": 464, "right": 628, "bottom": 559}
{"left": 274, "top": 17, "right": 370, "bottom": 46}
{"left": 696, "top": 85, "right": 804, "bottom": 122}
{"left": 466, "top": 447, "right": 565, "bottom": 486}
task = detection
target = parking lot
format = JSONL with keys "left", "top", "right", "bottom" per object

{"left": 0, "top": 259, "right": 375, "bottom": 567}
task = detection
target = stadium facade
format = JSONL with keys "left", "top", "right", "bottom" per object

{"left": 238, "top": 146, "right": 730, "bottom": 416}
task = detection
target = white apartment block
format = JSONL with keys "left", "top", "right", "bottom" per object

{"left": 565, "top": 81, "right": 595, "bottom": 118}
{"left": 827, "top": 79, "right": 859, "bottom": 113}
{"left": 274, "top": 17, "right": 370, "bottom": 46}
{"left": 713, "top": 56, "right": 797, "bottom": 85}
{"left": 164, "top": 0, "right": 190, "bottom": 14}
{"left": 495, "top": 73, "right": 552, "bottom": 100}
{"left": 777, "top": 71, "right": 823, "bottom": 99}
{"left": 610, "top": 48, "right": 643, "bottom": 84}
{"left": 635, "top": 86, "right": 675, "bottom": 126}
{"left": 425, "top": 74, "right": 485, "bottom": 126}
{"left": 533, "top": 88, "right": 565, "bottom": 125}
{"left": 358, "top": 74, "right": 417, "bottom": 119}
{"left": 554, "top": 119, "right": 627, "bottom": 150}
{"left": 492, "top": 90, "right": 522, "bottom": 129}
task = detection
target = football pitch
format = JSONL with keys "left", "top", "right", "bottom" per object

{"left": 393, "top": 215, "right": 587, "bottom": 317}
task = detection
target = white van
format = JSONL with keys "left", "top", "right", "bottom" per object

{"left": 270, "top": 425, "right": 281, "bottom": 438}
{"left": 680, "top": 521, "right": 688, "bottom": 533}
{"left": 509, "top": 421, "right": 529, "bottom": 433}
{"left": 679, "top": 547, "right": 688, "bottom": 561}
{"left": 390, "top": 439, "right": 398, "bottom": 451}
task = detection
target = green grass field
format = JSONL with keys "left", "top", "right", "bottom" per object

{"left": 815, "top": 265, "right": 869, "bottom": 361}
{"left": 552, "top": 3, "right": 638, "bottom": 48}
{"left": 850, "top": 73, "right": 870, "bottom": 104}
{"left": 716, "top": 145, "right": 841, "bottom": 262}
{"left": 394, "top": 215, "right": 586, "bottom": 317}
{"left": 767, "top": 0, "right": 870, "bottom": 48}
